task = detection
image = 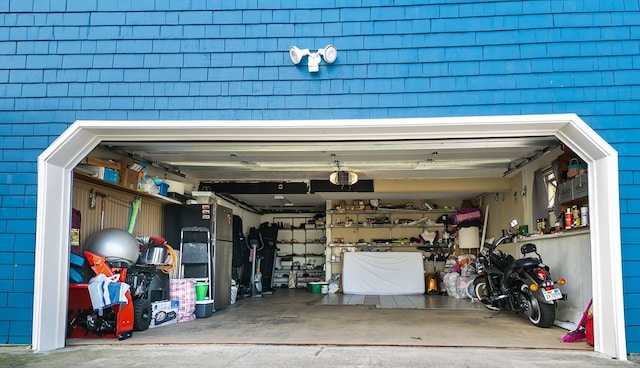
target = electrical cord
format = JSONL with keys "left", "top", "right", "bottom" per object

{"left": 157, "top": 243, "right": 177, "bottom": 274}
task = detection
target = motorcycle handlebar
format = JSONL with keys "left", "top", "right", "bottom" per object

{"left": 483, "top": 233, "right": 514, "bottom": 252}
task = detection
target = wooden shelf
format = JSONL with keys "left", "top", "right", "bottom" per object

{"left": 329, "top": 242, "right": 424, "bottom": 248}
{"left": 560, "top": 196, "right": 588, "bottom": 208}
{"left": 74, "top": 171, "right": 182, "bottom": 205}
{"left": 330, "top": 208, "right": 455, "bottom": 215}
{"left": 330, "top": 223, "right": 443, "bottom": 229}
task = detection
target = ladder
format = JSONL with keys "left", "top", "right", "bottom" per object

{"left": 178, "top": 226, "right": 213, "bottom": 300}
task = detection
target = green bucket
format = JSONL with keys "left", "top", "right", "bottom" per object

{"left": 309, "top": 282, "right": 322, "bottom": 294}
{"left": 195, "top": 282, "right": 209, "bottom": 301}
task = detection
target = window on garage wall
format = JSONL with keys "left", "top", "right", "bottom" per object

{"left": 532, "top": 164, "right": 560, "bottom": 231}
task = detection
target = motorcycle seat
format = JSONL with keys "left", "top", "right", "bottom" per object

{"left": 513, "top": 257, "right": 540, "bottom": 269}
{"left": 502, "top": 257, "right": 541, "bottom": 285}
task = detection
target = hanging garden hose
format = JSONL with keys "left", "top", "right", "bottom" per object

{"left": 157, "top": 243, "right": 178, "bottom": 274}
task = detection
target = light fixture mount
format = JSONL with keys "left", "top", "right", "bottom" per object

{"left": 289, "top": 44, "right": 337, "bottom": 73}
{"left": 329, "top": 170, "right": 358, "bottom": 186}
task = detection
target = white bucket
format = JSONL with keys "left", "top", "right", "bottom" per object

{"left": 321, "top": 284, "right": 329, "bottom": 294}
{"left": 230, "top": 285, "right": 238, "bottom": 304}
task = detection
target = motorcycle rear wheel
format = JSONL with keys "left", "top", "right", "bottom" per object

{"left": 473, "top": 277, "right": 499, "bottom": 311}
{"left": 520, "top": 286, "right": 555, "bottom": 328}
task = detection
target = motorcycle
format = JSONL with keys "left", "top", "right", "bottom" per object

{"left": 473, "top": 221, "right": 566, "bottom": 328}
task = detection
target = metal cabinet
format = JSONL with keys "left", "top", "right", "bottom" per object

{"left": 559, "top": 174, "right": 588, "bottom": 205}
{"left": 572, "top": 173, "right": 588, "bottom": 199}
{"left": 557, "top": 181, "right": 573, "bottom": 204}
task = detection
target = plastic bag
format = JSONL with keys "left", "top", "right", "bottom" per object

{"left": 459, "top": 263, "right": 476, "bottom": 277}
{"left": 444, "top": 255, "right": 460, "bottom": 273}
{"left": 443, "top": 272, "right": 460, "bottom": 297}
{"left": 454, "top": 275, "right": 476, "bottom": 299}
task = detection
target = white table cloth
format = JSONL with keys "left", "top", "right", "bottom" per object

{"left": 342, "top": 252, "right": 425, "bottom": 295}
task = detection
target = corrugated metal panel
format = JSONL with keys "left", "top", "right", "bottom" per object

{"left": 73, "top": 179, "right": 163, "bottom": 247}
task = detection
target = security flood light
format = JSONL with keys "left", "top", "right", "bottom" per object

{"left": 289, "top": 44, "right": 337, "bottom": 73}
{"left": 318, "top": 45, "right": 337, "bottom": 63}
{"left": 289, "top": 46, "right": 310, "bottom": 65}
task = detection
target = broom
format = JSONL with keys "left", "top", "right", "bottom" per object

{"left": 561, "top": 298, "right": 592, "bottom": 343}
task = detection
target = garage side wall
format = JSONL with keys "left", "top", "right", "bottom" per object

{"left": 0, "top": 0, "right": 639, "bottom": 350}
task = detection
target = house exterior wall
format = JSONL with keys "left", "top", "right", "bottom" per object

{"left": 0, "top": 0, "right": 639, "bottom": 352}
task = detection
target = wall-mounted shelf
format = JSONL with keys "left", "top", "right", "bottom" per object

{"left": 329, "top": 242, "right": 417, "bottom": 247}
{"left": 329, "top": 208, "right": 456, "bottom": 215}
{"left": 329, "top": 223, "right": 444, "bottom": 229}
{"left": 74, "top": 171, "right": 182, "bottom": 205}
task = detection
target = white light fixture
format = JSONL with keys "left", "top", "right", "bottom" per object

{"left": 273, "top": 194, "right": 294, "bottom": 206}
{"left": 289, "top": 46, "right": 310, "bottom": 64}
{"left": 329, "top": 171, "right": 358, "bottom": 186}
{"left": 289, "top": 44, "right": 337, "bottom": 73}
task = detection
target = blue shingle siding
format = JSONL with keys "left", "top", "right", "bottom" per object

{"left": 1, "top": 0, "right": 640, "bottom": 351}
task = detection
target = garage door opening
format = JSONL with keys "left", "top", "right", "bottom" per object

{"left": 33, "top": 114, "right": 626, "bottom": 359}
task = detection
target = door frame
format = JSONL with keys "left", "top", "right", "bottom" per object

{"left": 33, "top": 114, "right": 626, "bottom": 359}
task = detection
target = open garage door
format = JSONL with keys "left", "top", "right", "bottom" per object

{"left": 34, "top": 114, "right": 625, "bottom": 359}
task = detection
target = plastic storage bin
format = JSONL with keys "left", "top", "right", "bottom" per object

{"left": 195, "top": 300, "right": 214, "bottom": 318}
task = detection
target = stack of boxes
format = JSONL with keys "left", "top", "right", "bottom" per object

{"left": 76, "top": 157, "right": 121, "bottom": 184}
{"left": 75, "top": 156, "right": 142, "bottom": 191}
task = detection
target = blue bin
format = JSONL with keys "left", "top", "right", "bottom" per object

{"left": 158, "top": 183, "right": 169, "bottom": 196}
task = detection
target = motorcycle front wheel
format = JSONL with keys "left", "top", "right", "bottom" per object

{"left": 473, "top": 277, "right": 500, "bottom": 311}
{"left": 519, "top": 286, "right": 555, "bottom": 328}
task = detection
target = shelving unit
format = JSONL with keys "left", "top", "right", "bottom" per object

{"left": 325, "top": 200, "right": 456, "bottom": 281}
{"left": 556, "top": 147, "right": 590, "bottom": 229}
{"left": 271, "top": 215, "right": 326, "bottom": 288}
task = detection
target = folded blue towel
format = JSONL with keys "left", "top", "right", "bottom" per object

{"left": 88, "top": 274, "right": 130, "bottom": 311}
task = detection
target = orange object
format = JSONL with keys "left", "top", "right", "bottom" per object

{"left": 67, "top": 284, "right": 133, "bottom": 340}
{"left": 84, "top": 251, "right": 115, "bottom": 278}
{"left": 68, "top": 251, "right": 134, "bottom": 339}
{"left": 83, "top": 250, "right": 127, "bottom": 282}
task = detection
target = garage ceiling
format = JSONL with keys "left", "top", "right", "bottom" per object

{"left": 101, "top": 136, "right": 561, "bottom": 213}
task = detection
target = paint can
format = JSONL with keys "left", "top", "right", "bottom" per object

{"left": 581, "top": 206, "right": 589, "bottom": 226}
{"left": 564, "top": 208, "right": 573, "bottom": 230}
{"left": 573, "top": 206, "right": 581, "bottom": 227}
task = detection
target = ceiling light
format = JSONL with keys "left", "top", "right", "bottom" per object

{"left": 273, "top": 194, "right": 294, "bottom": 206}
{"left": 329, "top": 171, "right": 358, "bottom": 186}
{"left": 289, "top": 44, "right": 337, "bottom": 73}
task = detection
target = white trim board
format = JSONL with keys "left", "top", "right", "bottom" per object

{"left": 34, "top": 114, "right": 626, "bottom": 359}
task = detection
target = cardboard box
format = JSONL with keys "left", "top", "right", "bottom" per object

{"left": 78, "top": 165, "right": 120, "bottom": 184}
{"left": 84, "top": 156, "right": 121, "bottom": 171}
{"left": 149, "top": 300, "right": 179, "bottom": 328}
{"left": 120, "top": 167, "right": 141, "bottom": 191}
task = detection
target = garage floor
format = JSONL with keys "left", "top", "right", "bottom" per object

{"left": 67, "top": 289, "right": 593, "bottom": 351}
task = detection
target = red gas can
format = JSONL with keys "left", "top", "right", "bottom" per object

{"left": 585, "top": 314, "right": 594, "bottom": 346}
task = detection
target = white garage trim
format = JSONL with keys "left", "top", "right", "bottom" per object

{"left": 34, "top": 114, "right": 626, "bottom": 360}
